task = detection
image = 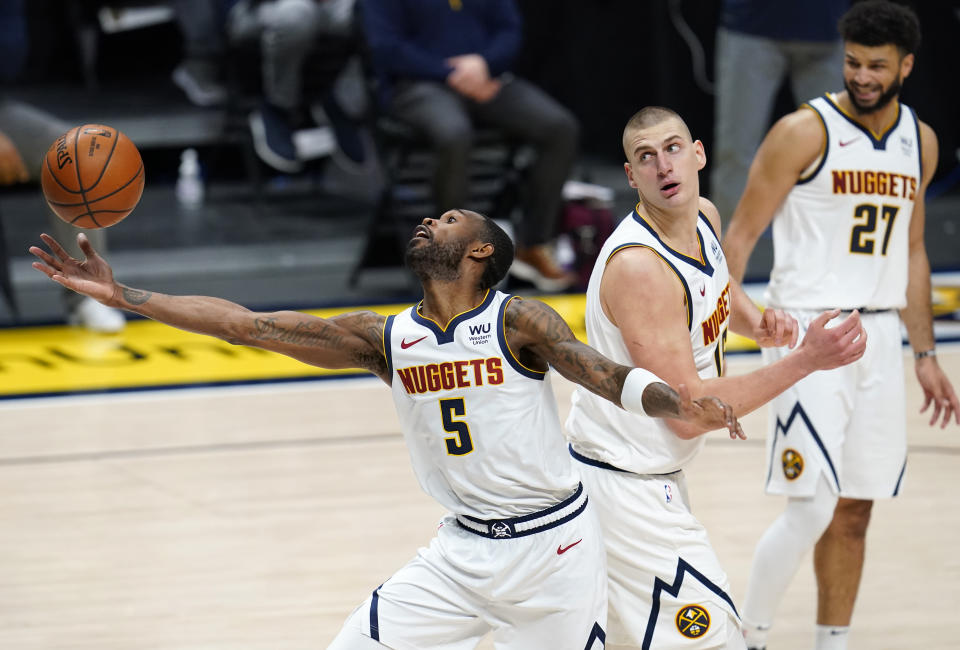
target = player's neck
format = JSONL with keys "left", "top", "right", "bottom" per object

{"left": 835, "top": 91, "right": 901, "bottom": 137}
{"left": 640, "top": 201, "right": 700, "bottom": 257}
{"left": 419, "top": 281, "right": 488, "bottom": 328}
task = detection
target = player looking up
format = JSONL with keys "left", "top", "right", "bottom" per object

{"left": 31, "top": 209, "right": 742, "bottom": 649}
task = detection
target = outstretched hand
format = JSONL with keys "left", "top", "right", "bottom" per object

{"left": 677, "top": 383, "right": 746, "bottom": 440}
{"left": 800, "top": 309, "right": 867, "bottom": 371}
{"left": 29, "top": 233, "right": 119, "bottom": 305}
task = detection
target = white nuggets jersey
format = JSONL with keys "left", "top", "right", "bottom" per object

{"left": 567, "top": 207, "right": 730, "bottom": 474}
{"left": 385, "top": 290, "right": 578, "bottom": 520}
{"left": 766, "top": 94, "right": 922, "bottom": 310}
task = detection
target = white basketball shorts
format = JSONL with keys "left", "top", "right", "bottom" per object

{"left": 762, "top": 309, "right": 907, "bottom": 499}
{"left": 333, "top": 484, "right": 607, "bottom": 649}
{"left": 574, "top": 453, "right": 740, "bottom": 649}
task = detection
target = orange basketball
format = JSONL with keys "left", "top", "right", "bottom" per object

{"left": 40, "top": 124, "right": 145, "bottom": 229}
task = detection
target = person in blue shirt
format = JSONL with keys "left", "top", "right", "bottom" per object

{"left": 362, "top": 0, "right": 580, "bottom": 291}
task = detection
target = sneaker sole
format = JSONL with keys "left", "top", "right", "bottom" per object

{"left": 309, "top": 103, "right": 373, "bottom": 175}
{"left": 172, "top": 67, "right": 226, "bottom": 107}
{"left": 248, "top": 112, "right": 303, "bottom": 174}
{"left": 509, "top": 259, "right": 575, "bottom": 292}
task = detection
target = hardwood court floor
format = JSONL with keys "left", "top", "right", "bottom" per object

{"left": 1, "top": 349, "right": 957, "bottom": 649}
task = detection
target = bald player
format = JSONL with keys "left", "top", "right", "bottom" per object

{"left": 565, "top": 106, "right": 867, "bottom": 649}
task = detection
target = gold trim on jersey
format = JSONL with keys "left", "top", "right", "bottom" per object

{"left": 798, "top": 104, "right": 828, "bottom": 183}
{"left": 825, "top": 92, "right": 901, "bottom": 141}
{"left": 416, "top": 289, "right": 491, "bottom": 332}
{"left": 606, "top": 243, "right": 693, "bottom": 330}
{"left": 634, "top": 204, "right": 707, "bottom": 266}
{"left": 381, "top": 316, "right": 390, "bottom": 370}
{"left": 500, "top": 296, "right": 546, "bottom": 376}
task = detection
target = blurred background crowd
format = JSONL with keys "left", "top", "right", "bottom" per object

{"left": 0, "top": 0, "right": 957, "bottom": 332}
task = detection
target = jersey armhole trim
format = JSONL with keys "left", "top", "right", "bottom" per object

{"left": 605, "top": 244, "right": 693, "bottom": 331}
{"left": 797, "top": 102, "right": 829, "bottom": 185}
{"left": 910, "top": 106, "right": 923, "bottom": 180}
{"left": 497, "top": 296, "right": 546, "bottom": 380}
{"left": 383, "top": 314, "right": 395, "bottom": 378}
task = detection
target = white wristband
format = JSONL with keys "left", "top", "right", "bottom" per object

{"left": 620, "top": 368, "right": 665, "bottom": 417}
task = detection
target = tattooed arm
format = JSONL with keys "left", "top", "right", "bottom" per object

{"left": 503, "top": 297, "right": 741, "bottom": 436}
{"left": 30, "top": 233, "right": 391, "bottom": 382}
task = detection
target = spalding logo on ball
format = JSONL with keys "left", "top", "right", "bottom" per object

{"left": 41, "top": 124, "right": 145, "bottom": 229}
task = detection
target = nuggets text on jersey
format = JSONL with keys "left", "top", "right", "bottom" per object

{"left": 831, "top": 169, "right": 916, "bottom": 199}
{"left": 702, "top": 283, "right": 731, "bottom": 346}
{"left": 396, "top": 357, "right": 504, "bottom": 395}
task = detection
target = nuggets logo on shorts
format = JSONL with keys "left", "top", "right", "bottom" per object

{"left": 782, "top": 448, "right": 804, "bottom": 480}
{"left": 491, "top": 522, "right": 513, "bottom": 538}
{"left": 676, "top": 604, "right": 710, "bottom": 639}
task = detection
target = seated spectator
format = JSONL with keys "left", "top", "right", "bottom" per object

{"left": 362, "top": 0, "right": 580, "bottom": 291}
{"left": 170, "top": 0, "right": 230, "bottom": 107}
{"left": 710, "top": 0, "right": 847, "bottom": 223}
{"left": 227, "top": 0, "right": 367, "bottom": 173}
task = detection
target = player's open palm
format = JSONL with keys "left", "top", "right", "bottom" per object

{"left": 800, "top": 309, "right": 867, "bottom": 370}
{"left": 677, "top": 383, "right": 746, "bottom": 440}
{"left": 29, "top": 233, "right": 118, "bottom": 304}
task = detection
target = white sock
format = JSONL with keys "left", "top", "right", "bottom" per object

{"left": 726, "top": 618, "right": 748, "bottom": 649}
{"left": 815, "top": 624, "right": 849, "bottom": 649}
{"left": 742, "top": 476, "right": 837, "bottom": 634}
{"left": 741, "top": 619, "right": 770, "bottom": 649}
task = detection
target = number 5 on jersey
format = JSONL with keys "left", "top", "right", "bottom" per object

{"left": 440, "top": 398, "right": 474, "bottom": 455}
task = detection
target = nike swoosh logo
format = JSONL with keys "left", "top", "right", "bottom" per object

{"left": 557, "top": 539, "right": 582, "bottom": 555}
{"left": 699, "top": 286, "right": 706, "bottom": 296}
{"left": 400, "top": 335, "right": 428, "bottom": 349}
{"left": 839, "top": 138, "right": 859, "bottom": 147}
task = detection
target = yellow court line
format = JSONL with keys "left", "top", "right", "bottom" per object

{"left": 3, "top": 288, "right": 958, "bottom": 397}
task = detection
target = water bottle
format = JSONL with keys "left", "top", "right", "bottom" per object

{"left": 175, "top": 148, "right": 204, "bottom": 208}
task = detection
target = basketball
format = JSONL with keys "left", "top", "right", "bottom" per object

{"left": 40, "top": 124, "right": 145, "bottom": 229}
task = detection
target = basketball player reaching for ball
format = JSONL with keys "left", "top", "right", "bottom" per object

{"left": 722, "top": 3, "right": 959, "bottom": 648}
{"left": 32, "top": 210, "right": 742, "bottom": 650}
{"left": 564, "top": 106, "right": 868, "bottom": 650}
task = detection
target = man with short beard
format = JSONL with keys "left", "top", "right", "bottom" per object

{"left": 723, "top": 2, "right": 959, "bottom": 649}
{"left": 31, "top": 209, "right": 742, "bottom": 649}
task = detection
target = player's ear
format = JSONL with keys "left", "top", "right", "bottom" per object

{"left": 469, "top": 242, "right": 495, "bottom": 260}
{"left": 624, "top": 162, "right": 638, "bottom": 189}
{"left": 694, "top": 140, "right": 706, "bottom": 171}
{"left": 899, "top": 52, "right": 914, "bottom": 80}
